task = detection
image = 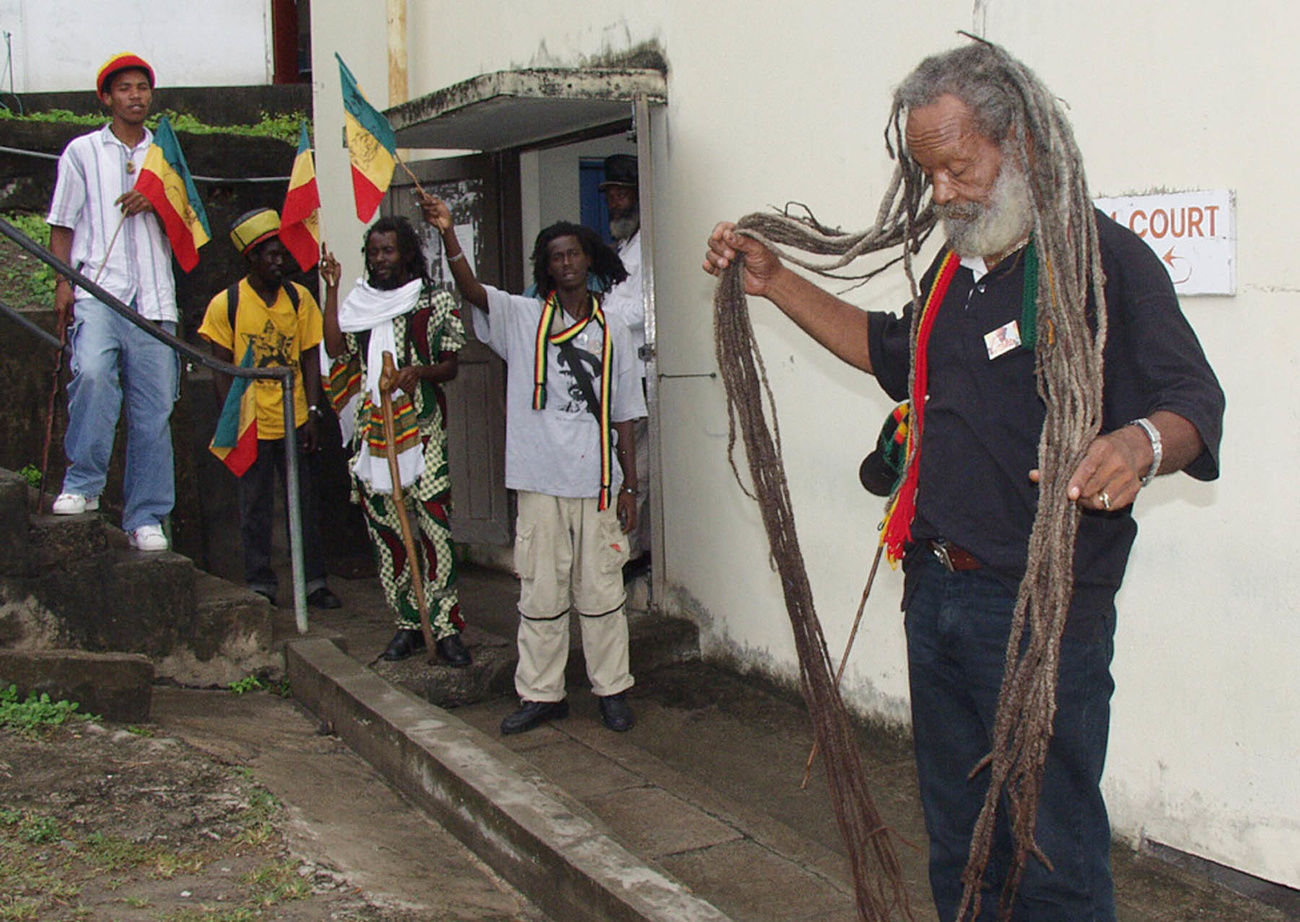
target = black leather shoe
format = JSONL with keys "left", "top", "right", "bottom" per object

{"left": 622, "top": 553, "right": 651, "bottom": 584}
{"left": 598, "top": 693, "right": 635, "bottom": 732}
{"left": 307, "top": 586, "right": 343, "bottom": 609}
{"left": 380, "top": 629, "right": 426, "bottom": 662}
{"left": 435, "top": 633, "right": 472, "bottom": 668}
{"left": 500, "top": 699, "right": 569, "bottom": 735}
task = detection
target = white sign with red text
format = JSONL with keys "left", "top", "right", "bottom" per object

{"left": 1094, "top": 190, "right": 1236, "bottom": 296}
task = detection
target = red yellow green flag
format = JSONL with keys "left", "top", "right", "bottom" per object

{"left": 209, "top": 345, "right": 260, "bottom": 476}
{"left": 134, "top": 116, "right": 210, "bottom": 272}
{"left": 336, "top": 53, "right": 397, "bottom": 222}
{"left": 280, "top": 122, "right": 321, "bottom": 271}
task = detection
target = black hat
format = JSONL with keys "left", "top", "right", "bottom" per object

{"left": 598, "top": 154, "right": 639, "bottom": 190}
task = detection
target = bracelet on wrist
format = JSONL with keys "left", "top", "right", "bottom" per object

{"left": 447, "top": 251, "right": 466, "bottom": 263}
{"left": 1127, "top": 417, "right": 1162, "bottom": 487}
{"left": 619, "top": 485, "right": 637, "bottom": 495}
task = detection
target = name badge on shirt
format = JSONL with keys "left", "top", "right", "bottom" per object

{"left": 984, "top": 320, "right": 1021, "bottom": 360}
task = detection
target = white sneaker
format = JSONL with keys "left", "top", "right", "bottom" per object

{"left": 129, "top": 524, "right": 168, "bottom": 552}
{"left": 52, "top": 493, "right": 100, "bottom": 515}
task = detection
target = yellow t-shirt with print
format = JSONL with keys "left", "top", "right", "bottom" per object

{"left": 198, "top": 279, "right": 323, "bottom": 440}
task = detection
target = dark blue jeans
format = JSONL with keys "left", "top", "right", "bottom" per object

{"left": 238, "top": 433, "right": 328, "bottom": 598}
{"left": 905, "top": 553, "right": 1116, "bottom": 921}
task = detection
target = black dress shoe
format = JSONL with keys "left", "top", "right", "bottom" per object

{"left": 598, "top": 692, "right": 635, "bottom": 732}
{"left": 622, "top": 553, "right": 651, "bottom": 584}
{"left": 307, "top": 586, "right": 343, "bottom": 609}
{"left": 500, "top": 699, "right": 569, "bottom": 735}
{"left": 380, "top": 629, "right": 426, "bottom": 662}
{"left": 435, "top": 633, "right": 472, "bottom": 667}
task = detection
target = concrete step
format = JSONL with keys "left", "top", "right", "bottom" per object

{"left": 286, "top": 637, "right": 733, "bottom": 922}
{"left": 156, "top": 573, "right": 280, "bottom": 687}
{"left": 0, "top": 648, "right": 153, "bottom": 722}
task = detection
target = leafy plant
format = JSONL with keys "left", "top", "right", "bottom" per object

{"left": 228, "top": 675, "right": 264, "bottom": 695}
{"left": 0, "top": 685, "right": 97, "bottom": 736}
{"left": 0, "top": 106, "right": 309, "bottom": 145}
{"left": 0, "top": 212, "right": 56, "bottom": 309}
{"left": 16, "top": 465, "right": 40, "bottom": 489}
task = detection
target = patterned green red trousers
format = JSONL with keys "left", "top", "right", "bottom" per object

{"left": 358, "top": 487, "right": 463, "bottom": 638}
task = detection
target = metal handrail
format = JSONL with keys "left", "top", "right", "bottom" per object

{"left": 0, "top": 215, "right": 310, "bottom": 634}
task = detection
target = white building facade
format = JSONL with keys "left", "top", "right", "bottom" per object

{"left": 0, "top": 0, "right": 276, "bottom": 92}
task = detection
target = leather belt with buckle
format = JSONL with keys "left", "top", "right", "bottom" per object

{"left": 929, "top": 539, "right": 983, "bottom": 572}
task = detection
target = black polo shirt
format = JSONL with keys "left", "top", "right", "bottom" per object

{"left": 867, "top": 210, "right": 1224, "bottom": 631}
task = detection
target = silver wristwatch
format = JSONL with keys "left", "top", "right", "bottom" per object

{"left": 1127, "top": 417, "right": 1162, "bottom": 487}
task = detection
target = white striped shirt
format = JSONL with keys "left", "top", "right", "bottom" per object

{"left": 47, "top": 124, "right": 177, "bottom": 322}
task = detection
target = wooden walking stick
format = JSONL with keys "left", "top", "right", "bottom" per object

{"left": 36, "top": 323, "right": 68, "bottom": 513}
{"left": 379, "top": 351, "right": 436, "bottom": 662}
{"left": 38, "top": 215, "right": 127, "bottom": 512}
{"left": 799, "top": 541, "right": 886, "bottom": 790}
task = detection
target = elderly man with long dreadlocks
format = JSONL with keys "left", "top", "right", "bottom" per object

{"left": 321, "top": 214, "right": 472, "bottom": 668}
{"left": 424, "top": 194, "right": 645, "bottom": 737}
{"left": 705, "top": 40, "right": 1224, "bottom": 922}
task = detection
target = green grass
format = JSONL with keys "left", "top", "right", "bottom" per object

{"left": 245, "top": 859, "right": 310, "bottom": 906}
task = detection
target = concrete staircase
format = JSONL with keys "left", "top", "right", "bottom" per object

{"left": 0, "top": 467, "right": 281, "bottom": 716}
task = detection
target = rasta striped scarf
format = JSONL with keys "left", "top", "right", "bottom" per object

{"left": 532, "top": 290, "right": 615, "bottom": 510}
{"left": 879, "top": 242, "right": 1040, "bottom": 563}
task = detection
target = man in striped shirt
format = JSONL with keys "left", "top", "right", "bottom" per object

{"left": 47, "top": 53, "right": 179, "bottom": 552}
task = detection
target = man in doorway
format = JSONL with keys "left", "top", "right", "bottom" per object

{"left": 598, "top": 154, "right": 652, "bottom": 579}
{"left": 47, "top": 53, "right": 178, "bottom": 551}
{"left": 321, "top": 215, "right": 471, "bottom": 667}
{"left": 425, "top": 194, "right": 644, "bottom": 734}
{"left": 198, "top": 208, "right": 341, "bottom": 610}
{"left": 704, "top": 41, "right": 1223, "bottom": 921}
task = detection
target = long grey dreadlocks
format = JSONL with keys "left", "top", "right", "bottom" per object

{"left": 713, "top": 36, "right": 1107, "bottom": 922}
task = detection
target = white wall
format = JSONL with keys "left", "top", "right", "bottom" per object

{"left": 0, "top": 0, "right": 272, "bottom": 92}
{"left": 309, "top": 0, "right": 1300, "bottom": 889}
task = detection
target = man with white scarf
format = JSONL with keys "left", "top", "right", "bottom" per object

{"left": 322, "top": 215, "right": 471, "bottom": 666}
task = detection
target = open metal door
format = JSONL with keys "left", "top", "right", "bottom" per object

{"left": 382, "top": 152, "right": 522, "bottom": 545}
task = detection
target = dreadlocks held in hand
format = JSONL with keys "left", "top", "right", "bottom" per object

{"left": 531, "top": 221, "right": 628, "bottom": 294}
{"left": 707, "top": 34, "right": 1222, "bottom": 922}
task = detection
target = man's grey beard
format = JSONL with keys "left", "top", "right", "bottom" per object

{"left": 609, "top": 211, "right": 640, "bottom": 243}
{"left": 937, "top": 158, "right": 1033, "bottom": 260}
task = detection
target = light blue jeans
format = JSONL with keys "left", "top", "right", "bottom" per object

{"left": 63, "top": 298, "right": 179, "bottom": 532}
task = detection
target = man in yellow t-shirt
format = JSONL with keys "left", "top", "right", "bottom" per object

{"left": 198, "top": 208, "right": 341, "bottom": 609}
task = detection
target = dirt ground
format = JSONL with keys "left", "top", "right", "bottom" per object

{"left": 0, "top": 689, "right": 546, "bottom": 922}
{"left": 1, "top": 717, "right": 412, "bottom": 921}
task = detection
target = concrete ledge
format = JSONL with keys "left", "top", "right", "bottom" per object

{"left": 286, "top": 637, "right": 732, "bottom": 922}
{"left": 0, "top": 648, "right": 153, "bottom": 722}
